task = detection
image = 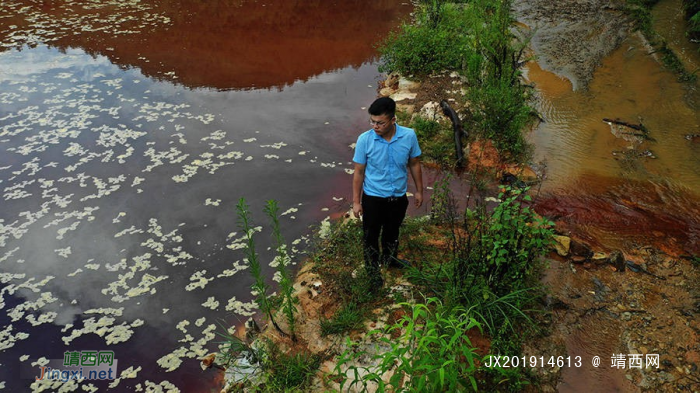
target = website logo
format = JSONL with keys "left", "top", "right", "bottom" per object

{"left": 34, "top": 351, "right": 118, "bottom": 382}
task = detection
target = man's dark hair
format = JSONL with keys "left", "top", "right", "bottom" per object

{"left": 368, "top": 97, "right": 396, "bottom": 118}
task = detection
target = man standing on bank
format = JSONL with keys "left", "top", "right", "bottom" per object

{"left": 352, "top": 97, "right": 424, "bottom": 289}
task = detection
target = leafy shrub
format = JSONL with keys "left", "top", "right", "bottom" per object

{"left": 690, "top": 12, "right": 700, "bottom": 42}
{"left": 379, "top": 4, "right": 472, "bottom": 75}
{"left": 405, "top": 186, "right": 553, "bottom": 337}
{"left": 336, "top": 299, "right": 482, "bottom": 392}
{"left": 468, "top": 77, "right": 533, "bottom": 160}
{"left": 476, "top": 188, "right": 553, "bottom": 294}
{"left": 411, "top": 116, "right": 456, "bottom": 167}
{"left": 460, "top": 0, "right": 535, "bottom": 161}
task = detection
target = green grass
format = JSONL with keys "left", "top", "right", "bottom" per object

{"left": 467, "top": 77, "right": 534, "bottom": 161}
{"left": 261, "top": 340, "right": 321, "bottom": 392}
{"left": 411, "top": 116, "right": 457, "bottom": 168}
{"left": 335, "top": 299, "right": 484, "bottom": 392}
{"left": 302, "top": 173, "right": 553, "bottom": 390}
{"left": 320, "top": 302, "right": 364, "bottom": 336}
{"left": 382, "top": 0, "right": 536, "bottom": 162}
{"left": 378, "top": 3, "right": 473, "bottom": 76}
{"left": 309, "top": 220, "right": 385, "bottom": 336}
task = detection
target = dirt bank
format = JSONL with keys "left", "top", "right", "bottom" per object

{"left": 513, "top": 0, "right": 631, "bottom": 90}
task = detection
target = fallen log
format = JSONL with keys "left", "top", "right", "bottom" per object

{"left": 440, "top": 100, "right": 468, "bottom": 167}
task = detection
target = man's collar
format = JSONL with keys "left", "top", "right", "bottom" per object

{"left": 371, "top": 124, "right": 404, "bottom": 141}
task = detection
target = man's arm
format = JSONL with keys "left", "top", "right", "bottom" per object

{"left": 408, "top": 157, "right": 423, "bottom": 208}
{"left": 352, "top": 162, "right": 366, "bottom": 217}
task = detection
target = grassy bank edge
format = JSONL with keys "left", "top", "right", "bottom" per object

{"left": 626, "top": 0, "right": 698, "bottom": 83}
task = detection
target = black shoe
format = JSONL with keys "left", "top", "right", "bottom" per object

{"left": 369, "top": 274, "right": 384, "bottom": 294}
{"left": 388, "top": 258, "right": 411, "bottom": 269}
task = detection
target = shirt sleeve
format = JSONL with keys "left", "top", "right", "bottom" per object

{"left": 409, "top": 131, "right": 422, "bottom": 158}
{"left": 352, "top": 133, "right": 367, "bottom": 165}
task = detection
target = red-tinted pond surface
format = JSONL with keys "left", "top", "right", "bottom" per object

{"left": 0, "top": 1, "right": 412, "bottom": 391}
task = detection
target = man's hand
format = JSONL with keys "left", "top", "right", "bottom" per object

{"left": 408, "top": 157, "right": 423, "bottom": 209}
{"left": 353, "top": 201, "right": 363, "bottom": 218}
{"left": 414, "top": 191, "right": 423, "bottom": 208}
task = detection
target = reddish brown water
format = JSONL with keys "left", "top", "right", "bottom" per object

{"left": 534, "top": 173, "right": 700, "bottom": 256}
{"left": 2, "top": 0, "right": 412, "bottom": 90}
{"left": 0, "top": 1, "right": 412, "bottom": 391}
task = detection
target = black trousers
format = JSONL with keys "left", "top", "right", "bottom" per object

{"left": 361, "top": 193, "right": 409, "bottom": 270}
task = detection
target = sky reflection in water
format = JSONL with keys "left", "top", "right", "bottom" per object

{"left": 0, "top": 0, "right": 411, "bottom": 388}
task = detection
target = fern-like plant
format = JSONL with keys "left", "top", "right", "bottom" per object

{"left": 264, "top": 199, "right": 299, "bottom": 342}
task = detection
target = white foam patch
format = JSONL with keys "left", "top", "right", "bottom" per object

{"left": 60, "top": 315, "right": 142, "bottom": 345}
{"left": 224, "top": 296, "right": 257, "bottom": 316}
{"left": 0, "top": 324, "right": 30, "bottom": 350}
{"left": 136, "top": 380, "right": 180, "bottom": 392}
{"left": 216, "top": 260, "right": 247, "bottom": 278}
{"left": 157, "top": 322, "right": 216, "bottom": 373}
{"left": 201, "top": 297, "right": 219, "bottom": 310}
{"left": 204, "top": 198, "right": 221, "bottom": 206}
{"left": 185, "top": 270, "right": 213, "bottom": 291}
{"left": 260, "top": 142, "right": 287, "bottom": 149}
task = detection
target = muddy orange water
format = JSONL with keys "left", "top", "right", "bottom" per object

{"left": 653, "top": 0, "right": 700, "bottom": 74}
{"left": 522, "top": 0, "right": 699, "bottom": 391}
{"left": 524, "top": 22, "right": 699, "bottom": 258}
{"left": 0, "top": 1, "right": 412, "bottom": 391}
{"left": 525, "top": 34, "right": 699, "bottom": 192}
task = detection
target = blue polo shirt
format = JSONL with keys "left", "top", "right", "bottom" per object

{"left": 353, "top": 124, "right": 421, "bottom": 198}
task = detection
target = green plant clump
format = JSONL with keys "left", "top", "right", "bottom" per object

{"left": 461, "top": 0, "right": 534, "bottom": 161}
{"left": 320, "top": 301, "right": 364, "bottom": 336}
{"left": 379, "top": 2, "right": 472, "bottom": 75}
{"left": 409, "top": 186, "right": 553, "bottom": 337}
{"left": 265, "top": 199, "right": 299, "bottom": 341}
{"left": 309, "top": 219, "right": 385, "bottom": 336}
{"left": 687, "top": 0, "right": 700, "bottom": 42}
{"left": 236, "top": 198, "right": 279, "bottom": 333}
{"left": 260, "top": 340, "right": 321, "bottom": 392}
{"left": 467, "top": 77, "right": 532, "bottom": 159}
{"left": 336, "top": 299, "right": 483, "bottom": 392}
{"left": 411, "top": 116, "right": 456, "bottom": 167}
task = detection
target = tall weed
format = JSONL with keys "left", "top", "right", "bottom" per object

{"left": 264, "top": 200, "right": 299, "bottom": 341}
{"left": 335, "top": 298, "right": 482, "bottom": 392}
{"left": 236, "top": 198, "right": 289, "bottom": 338}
